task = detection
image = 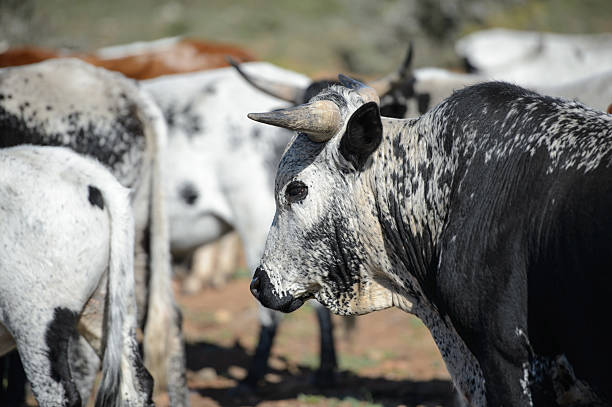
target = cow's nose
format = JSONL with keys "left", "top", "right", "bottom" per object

{"left": 250, "top": 267, "right": 263, "bottom": 299}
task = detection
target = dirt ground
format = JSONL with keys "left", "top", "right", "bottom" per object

{"left": 156, "top": 274, "right": 456, "bottom": 407}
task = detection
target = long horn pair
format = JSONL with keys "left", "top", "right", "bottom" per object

{"left": 227, "top": 56, "right": 305, "bottom": 104}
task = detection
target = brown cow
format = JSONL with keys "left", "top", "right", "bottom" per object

{"left": 0, "top": 37, "right": 255, "bottom": 79}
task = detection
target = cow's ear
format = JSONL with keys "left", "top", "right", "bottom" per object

{"left": 339, "top": 102, "right": 383, "bottom": 171}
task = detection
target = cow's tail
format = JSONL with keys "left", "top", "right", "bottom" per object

{"left": 138, "top": 88, "right": 189, "bottom": 406}
{"left": 94, "top": 170, "right": 153, "bottom": 407}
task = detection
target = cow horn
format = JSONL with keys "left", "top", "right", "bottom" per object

{"left": 227, "top": 56, "right": 306, "bottom": 104}
{"left": 368, "top": 42, "right": 414, "bottom": 96}
{"left": 248, "top": 100, "right": 341, "bottom": 142}
{"left": 338, "top": 74, "right": 379, "bottom": 104}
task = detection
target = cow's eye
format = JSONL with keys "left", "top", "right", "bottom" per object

{"left": 285, "top": 181, "right": 308, "bottom": 203}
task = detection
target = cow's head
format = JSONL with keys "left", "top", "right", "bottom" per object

{"left": 248, "top": 76, "right": 404, "bottom": 315}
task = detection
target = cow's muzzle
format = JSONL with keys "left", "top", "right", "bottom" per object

{"left": 250, "top": 266, "right": 304, "bottom": 313}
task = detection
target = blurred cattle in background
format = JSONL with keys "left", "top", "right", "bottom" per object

{"left": 0, "top": 36, "right": 255, "bottom": 79}
{"left": 0, "top": 145, "right": 153, "bottom": 407}
{"left": 248, "top": 76, "right": 612, "bottom": 406}
{"left": 0, "top": 59, "right": 187, "bottom": 406}
{"left": 456, "top": 28, "right": 612, "bottom": 86}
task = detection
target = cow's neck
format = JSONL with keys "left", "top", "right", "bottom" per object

{"left": 371, "top": 116, "right": 487, "bottom": 406}
{"left": 370, "top": 116, "right": 457, "bottom": 308}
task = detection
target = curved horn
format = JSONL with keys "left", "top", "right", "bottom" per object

{"left": 338, "top": 74, "right": 379, "bottom": 104}
{"left": 248, "top": 100, "right": 341, "bottom": 142}
{"left": 368, "top": 42, "right": 414, "bottom": 96}
{"left": 398, "top": 41, "right": 414, "bottom": 78}
{"left": 227, "top": 56, "right": 306, "bottom": 104}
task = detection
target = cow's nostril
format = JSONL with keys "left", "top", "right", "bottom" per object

{"left": 250, "top": 276, "right": 261, "bottom": 298}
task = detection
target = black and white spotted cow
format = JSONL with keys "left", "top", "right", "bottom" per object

{"left": 0, "top": 145, "right": 153, "bottom": 407}
{"left": 248, "top": 76, "right": 612, "bottom": 405}
{"left": 0, "top": 58, "right": 187, "bottom": 406}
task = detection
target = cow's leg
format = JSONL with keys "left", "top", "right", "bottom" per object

{"left": 479, "top": 349, "right": 532, "bottom": 406}
{"left": 182, "top": 243, "right": 217, "bottom": 294}
{"left": 240, "top": 305, "right": 282, "bottom": 390}
{"left": 312, "top": 301, "right": 337, "bottom": 387}
{"left": 0, "top": 351, "right": 27, "bottom": 406}
{"left": 68, "top": 336, "right": 100, "bottom": 406}
{"left": 12, "top": 308, "right": 82, "bottom": 407}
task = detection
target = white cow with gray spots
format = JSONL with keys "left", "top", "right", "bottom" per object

{"left": 0, "top": 145, "right": 153, "bottom": 407}
{"left": 249, "top": 76, "right": 612, "bottom": 405}
{"left": 0, "top": 58, "right": 187, "bottom": 406}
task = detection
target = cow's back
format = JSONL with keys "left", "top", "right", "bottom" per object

{"left": 0, "top": 58, "right": 147, "bottom": 188}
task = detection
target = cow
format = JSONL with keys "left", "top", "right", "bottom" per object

{"left": 0, "top": 145, "right": 153, "bottom": 407}
{"left": 143, "top": 52, "right": 417, "bottom": 390}
{"left": 0, "top": 58, "right": 187, "bottom": 406}
{"left": 0, "top": 37, "right": 255, "bottom": 80}
{"left": 455, "top": 28, "right": 612, "bottom": 86}
{"left": 247, "top": 76, "right": 612, "bottom": 406}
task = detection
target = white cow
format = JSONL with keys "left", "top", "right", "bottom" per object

{"left": 0, "top": 145, "right": 153, "bottom": 407}
{"left": 455, "top": 28, "right": 612, "bottom": 86}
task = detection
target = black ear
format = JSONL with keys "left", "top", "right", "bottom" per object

{"left": 339, "top": 102, "right": 383, "bottom": 171}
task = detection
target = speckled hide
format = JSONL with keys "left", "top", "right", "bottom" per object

{"left": 0, "top": 59, "right": 187, "bottom": 406}
{"left": 0, "top": 145, "right": 153, "bottom": 407}
{"left": 254, "top": 80, "right": 612, "bottom": 406}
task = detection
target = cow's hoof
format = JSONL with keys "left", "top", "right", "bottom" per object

{"left": 311, "top": 368, "right": 336, "bottom": 388}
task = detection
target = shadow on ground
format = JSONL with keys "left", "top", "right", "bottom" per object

{"left": 185, "top": 341, "right": 457, "bottom": 407}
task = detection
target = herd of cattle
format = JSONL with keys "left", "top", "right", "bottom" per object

{"left": 0, "top": 28, "right": 611, "bottom": 406}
